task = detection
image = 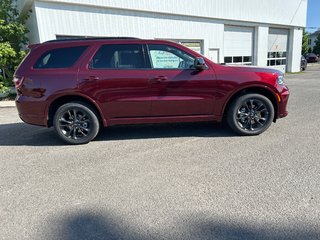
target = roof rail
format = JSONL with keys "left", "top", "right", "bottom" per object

{"left": 45, "top": 37, "right": 140, "bottom": 43}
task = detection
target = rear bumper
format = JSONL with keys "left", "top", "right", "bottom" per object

{"left": 18, "top": 113, "right": 46, "bottom": 126}
{"left": 15, "top": 96, "right": 47, "bottom": 126}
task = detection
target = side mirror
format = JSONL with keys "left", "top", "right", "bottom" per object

{"left": 194, "top": 57, "right": 208, "bottom": 70}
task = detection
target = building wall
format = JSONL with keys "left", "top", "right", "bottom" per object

{"left": 288, "top": 28, "right": 303, "bottom": 72}
{"left": 26, "top": 0, "right": 307, "bottom": 27}
{"left": 25, "top": 4, "right": 40, "bottom": 44}
{"left": 21, "top": 0, "right": 307, "bottom": 72}
{"left": 33, "top": 1, "right": 226, "bottom": 62}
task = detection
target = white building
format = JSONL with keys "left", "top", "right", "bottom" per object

{"left": 18, "top": 0, "right": 307, "bottom": 72}
{"left": 308, "top": 30, "right": 319, "bottom": 51}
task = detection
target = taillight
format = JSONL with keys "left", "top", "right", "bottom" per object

{"left": 13, "top": 76, "right": 25, "bottom": 88}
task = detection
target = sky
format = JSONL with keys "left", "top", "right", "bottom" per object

{"left": 307, "top": 0, "right": 320, "bottom": 33}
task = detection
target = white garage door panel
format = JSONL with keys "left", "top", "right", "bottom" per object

{"left": 224, "top": 26, "right": 254, "bottom": 56}
{"left": 268, "top": 28, "right": 289, "bottom": 52}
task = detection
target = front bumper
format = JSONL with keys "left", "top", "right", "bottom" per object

{"left": 278, "top": 87, "right": 290, "bottom": 118}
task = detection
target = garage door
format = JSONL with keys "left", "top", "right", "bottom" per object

{"left": 267, "top": 28, "right": 289, "bottom": 72}
{"left": 224, "top": 26, "right": 254, "bottom": 65}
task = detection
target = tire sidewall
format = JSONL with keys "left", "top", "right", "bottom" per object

{"left": 227, "top": 94, "right": 275, "bottom": 136}
{"left": 53, "top": 102, "right": 100, "bottom": 144}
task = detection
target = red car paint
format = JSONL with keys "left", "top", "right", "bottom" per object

{"left": 14, "top": 39, "right": 289, "bottom": 128}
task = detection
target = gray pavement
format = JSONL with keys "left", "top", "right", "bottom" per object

{"left": 0, "top": 65, "right": 320, "bottom": 240}
{"left": 0, "top": 100, "right": 15, "bottom": 108}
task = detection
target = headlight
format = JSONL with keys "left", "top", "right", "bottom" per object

{"left": 277, "top": 75, "right": 285, "bottom": 85}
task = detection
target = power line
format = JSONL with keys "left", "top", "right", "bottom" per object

{"left": 289, "top": 0, "right": 304, "bottom": 24}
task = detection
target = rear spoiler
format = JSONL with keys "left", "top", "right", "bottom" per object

{"left": 27, "top": 43, "right": 41, "bottom": 50}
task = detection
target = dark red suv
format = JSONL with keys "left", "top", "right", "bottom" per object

{"left": 14, "top": 38, "right": 289, "bottom": 144}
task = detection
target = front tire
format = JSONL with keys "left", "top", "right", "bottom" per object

{"left": 53, "top": 102, "right": 100, "bottom": 144}
{"left": 227, "top": 94, "right": 274, "bottom": 136}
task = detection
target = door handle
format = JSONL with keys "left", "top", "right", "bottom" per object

{"left": 83, "top": 76, "right": 99, "bottom": 82}
{"left": 149, "top": 76, "right": 168, "bottom": 84}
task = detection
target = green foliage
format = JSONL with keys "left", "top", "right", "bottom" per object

{"left": 301, "top": 29, "right": 309, "bottom": 55}
{"left": 0, "top": 81, "right": 10, "bottom": 94}
{"left": 0, "top": 0, "right": 29, "bottom": 93}
{"left": 0, "top": 42, "right": 16, "bottom": 66}
{"left": 313, "top": 33, "right": 320, "bottom": 55}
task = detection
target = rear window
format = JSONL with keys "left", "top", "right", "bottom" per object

{"left": 34, "top": 46, "right": 87, "bottom": 69}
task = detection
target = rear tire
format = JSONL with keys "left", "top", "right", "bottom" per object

{"left": 53, "top": 102, "right": 100, "bottom": 144}
{"left": 227, "top": 94, "right": 274, "bottom": 136}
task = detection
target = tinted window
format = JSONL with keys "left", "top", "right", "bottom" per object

{"left": 91, "top": 44, "right": 147, "bottom": 69}
{"left": 243, "top": 56, "right": 252, "bottom": 62}
{"left": 224, "top": 57, "right": 232, "bottom": 63}
{"left": 148, "top": 44, "right": 195, "bottom": 69}
{"left": 233, "top": 56, "right": 242, "bottom": 63}
{"left": 34, "top": 46, "right": 87, "bottom": 69}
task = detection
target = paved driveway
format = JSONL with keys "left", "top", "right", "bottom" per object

{"left": 1, "top": 65, "right": 320, "bottom": 240}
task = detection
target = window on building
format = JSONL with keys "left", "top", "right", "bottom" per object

{"left": 34, "top": 46, "right": 88, "bottom": 69}
{"left": 267, "top": 51, "right": 287, "bottom": 66}
{"left": 224, "top": 56, "right": 252, "bottom": 65}
{"left": 148, "top": 44, "right": 195, "bottom": 69}
{"left": 90, "top": 44, "right": 147, "bottom": 69}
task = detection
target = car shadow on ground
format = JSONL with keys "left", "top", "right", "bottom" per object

{"left": 96, "top": 122, "right": 235, "bottom": 141}
{"left": 0, "top": 122, "right": 236, "bottom": 146}
{"left": 47, "top": 211, "right": 320, "bottom": 240}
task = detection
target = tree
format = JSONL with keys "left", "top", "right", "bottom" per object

{"left": 0, "top": 0, "right": 29, "bottom": 93}
{"left": 313, "top": 33, "right": 320, "bottom": 55}
{"left": 301, "top": 29, "right": 309, "bottom": 55}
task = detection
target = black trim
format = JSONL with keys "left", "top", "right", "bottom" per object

{"left": 142, "top": 44, "right": 152, "bottom": 69}
{"left": 144, "top": 44, "right": 154, "bottom": 69}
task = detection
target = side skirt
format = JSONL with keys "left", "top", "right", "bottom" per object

{"left": 106, "top": 115, "right": 222, "bottom": 127}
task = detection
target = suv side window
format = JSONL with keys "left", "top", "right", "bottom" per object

{"left": 148, "top": 44, "right": 195, "bottom": 69}
{"left": 90, "top": 44, "right": 147, "bottom": 69}
{"left": 34, "top": 46, "right": 87, "bottom": 69}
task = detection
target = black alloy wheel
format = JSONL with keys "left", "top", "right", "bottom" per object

{"left": 227, "top": 94, "right": 275, "bottom": 135}
{"left": 53, "top": 102, "right": 100, "bottom": 144}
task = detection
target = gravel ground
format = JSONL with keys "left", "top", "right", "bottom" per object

{"left": 0, "top": 65, "right": 320, "bottom": 240}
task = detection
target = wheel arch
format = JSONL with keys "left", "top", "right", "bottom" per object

{"left": 223, "top": 86, "right": 279, "bottom": 122}
{"left": 47, "top": 94, "right": 105, "bottom": 127}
